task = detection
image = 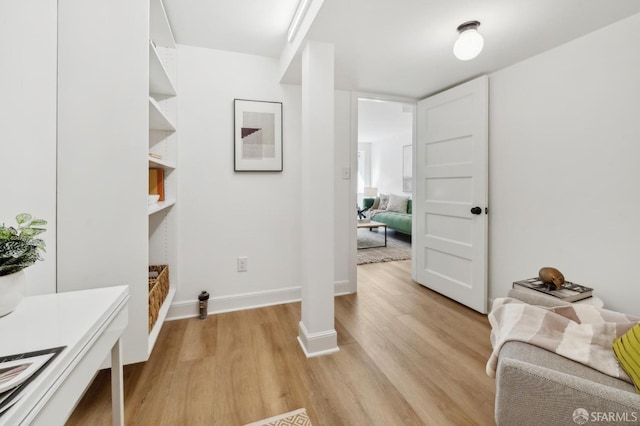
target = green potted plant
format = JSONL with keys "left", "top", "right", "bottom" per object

{"left": 0, "top": 213, "right": 47, "bottom": 317}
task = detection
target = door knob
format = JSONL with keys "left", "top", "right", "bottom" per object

{"left": 470, "top": 206, "right": 482, "bottom": 215}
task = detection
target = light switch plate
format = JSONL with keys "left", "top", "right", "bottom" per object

{"left": 342, "top": 167, "right": 350, "bottom": 179}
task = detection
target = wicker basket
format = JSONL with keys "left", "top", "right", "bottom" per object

{"left": 148, "top": 264, "right": 169, "bottom": 332}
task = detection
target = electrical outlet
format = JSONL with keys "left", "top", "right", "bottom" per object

{"left": 237, "top": 256, "right": 248, "bottom": 272}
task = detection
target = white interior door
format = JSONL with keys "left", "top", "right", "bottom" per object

{"left": 414, "top": 76, "right": 489, "bottom": 313}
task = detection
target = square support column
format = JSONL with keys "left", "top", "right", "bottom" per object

{"left": 298, "top": 41, "right": 339, "bottom": 357}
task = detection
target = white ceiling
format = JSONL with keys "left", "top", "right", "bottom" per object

{"left": 162, "top": 0, "right": 299, "bottom": 58}
{"left": 164, "top": 0, "right": 640, "bottom": 99}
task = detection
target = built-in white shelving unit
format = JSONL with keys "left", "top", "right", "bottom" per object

{"left": 148, "top": 287, "right": 176, "bottom": 353}
{"left": 148, "top": 199, "right": 176, "bottom": 216}
{"left": 57, "top": 0, "right": 178, "bottom": 365}
{"left": 149, "top": 97, "right": 175, "bottom": 131}
{"left": 148, "top": 156, "right": 176, "bottom": 169}
{"left": 150, "top": 0, "right": 176, "bottom": 48}
{"left": 149, "top": 42, "right": 176, "bottom": 96}
{"left": 147, "top": 0, "right": 177, "bottom": 357}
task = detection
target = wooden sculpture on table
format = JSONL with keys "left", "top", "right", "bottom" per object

{"left": 538, "top": 267, "right": 565, "bottom": 290}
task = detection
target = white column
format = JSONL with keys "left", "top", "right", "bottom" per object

{"left": 298, "top": 41, "right": 339, "bottom": 357}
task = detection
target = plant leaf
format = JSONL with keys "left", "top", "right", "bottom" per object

{"left": 0, "top": 240, "right": 29, "bottom": 258}
{"left": 30, "top": 239, "right": 47, "bottom": 252}
{"left": 19, "top": 228, "right": 35, "bottom": 237}
{"left": 0, "top": 229, "right": 12, "bottom": 240}
{"left": 0, "top": 264, "right": 29, "bottom": 276}
{"left": 1, "top": 214, "right": 47, "bottom": 269}
{"left": 15, "top": 213, "right": 32, "bottom": 225}
{"left": 37, "top": 242, "right": 46, "bottom": 252}
{"left": 20, "top": 228, "right": 46, "bottom": 237}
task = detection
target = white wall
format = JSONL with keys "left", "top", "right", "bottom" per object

{"left": 356, "top": 142, "right": 371, "bottom": 206}
{"left": 174, "top": 45, "right": 351, "bottom": 315}
{"left": 334, "top": 90, "right": 352, "bottom": 292}
{"left": 489, "top": 13, "right": 640, "bottom": 315}
{"left": 357, "top": 143, "right": 372, "bottom": 189}
{"left": 1, "top": 2, "right": 57, "bottom": 295}
{"left": 370, "top": 133, "right": 412, "bottom": 197}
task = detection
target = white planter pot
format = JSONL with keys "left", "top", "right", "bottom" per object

{"left": 0, "top": 270, "right": 26, "bottom": 317}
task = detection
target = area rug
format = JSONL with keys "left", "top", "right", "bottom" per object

{"left": 245, "top": 408, "right": 312, "bottom": 426}
{"left": 357, "top": 229, "right": 411, "bottom": 265}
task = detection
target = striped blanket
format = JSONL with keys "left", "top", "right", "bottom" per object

{"left": 486, "top": 297, "right": 640, "bottom": 382}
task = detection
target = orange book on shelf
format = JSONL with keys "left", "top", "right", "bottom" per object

{"left": 148, "top": 168, "right": 165, "bottom": 201}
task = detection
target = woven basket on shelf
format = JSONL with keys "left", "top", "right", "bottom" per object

{"left": 148, "top": 264, "right": 169, "bottom": 332}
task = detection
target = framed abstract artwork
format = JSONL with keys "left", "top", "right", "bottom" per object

{"left": 234, "top": 99, "right": 283, "bottom": 172}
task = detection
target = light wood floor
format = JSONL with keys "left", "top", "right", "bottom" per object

{"left": 67, "top": 260, "right": 496, "bottom": 425}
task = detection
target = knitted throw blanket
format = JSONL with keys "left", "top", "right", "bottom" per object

{"left": 486, "top": 297, "right": 640, "bottom": 382}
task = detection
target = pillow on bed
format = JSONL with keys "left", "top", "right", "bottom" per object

{"left": 386, "top": 194, "right": 409, "bottom": 213}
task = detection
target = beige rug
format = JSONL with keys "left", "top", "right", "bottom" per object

{"left": 357, "top": 229, "right": 411, "bottom": 265}
{"left": 245, "top": 408, "right": 312, "bottom": 426}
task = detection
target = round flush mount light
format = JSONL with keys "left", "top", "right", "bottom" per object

{"left": 453, "top": 20, "right": 484, "bottom": 61}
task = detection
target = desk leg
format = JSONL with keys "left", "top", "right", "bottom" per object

{"left": 111, "top": 338, "right": 124, "bottom": 426}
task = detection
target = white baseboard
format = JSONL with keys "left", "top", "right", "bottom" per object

{"left": 166, "top": 286, "right": 301, "bottom": 321}
{"left": 334, "top": 279, "right": 355, "bottom": 295}
{"left": 166, "top": 280, "right": 353, "bottom": 321}
{"left": 297, "top": 321, "right": 339, "bottom": 358}
{"left": 166, "top": 299, "right": 199, "bottom": 321}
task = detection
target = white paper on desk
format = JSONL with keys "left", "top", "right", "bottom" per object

{"left": 0, "top": 353, "right": 55, "bottom": 394}
{"left": 0, "top": 386, "right": 22, "bottom": 414}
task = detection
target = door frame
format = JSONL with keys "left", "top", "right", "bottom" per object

{"left": 349, "top": 92, "right": 418, "bottom": 293}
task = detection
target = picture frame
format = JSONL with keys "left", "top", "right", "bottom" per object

{"left": 234, "top": 99, "right": 283, "bottom": 172}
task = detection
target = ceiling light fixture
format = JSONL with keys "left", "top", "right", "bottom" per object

{"left": 453, "top": 20, "right": 484, "bottom": 61}
{"left": 287, "top": 0, "right": 312, "bottom": 43}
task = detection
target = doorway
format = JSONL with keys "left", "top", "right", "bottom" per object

{"left": 354, "top": 96, "right": 416, "bottom": 272}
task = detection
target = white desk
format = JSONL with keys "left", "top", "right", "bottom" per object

{"left": 0, "top": 286, "right": 129, "bottom": 426}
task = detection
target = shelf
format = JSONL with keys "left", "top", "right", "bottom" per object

{"left": 148, "top": 199, "right": 176, "bottom": 215}
{"left": 149, "top": 97, "right": 175, "bottom": 131}
{"left": 148, "top": 288, "right": 176, "bottom": 355}
{"left": 147, "top": 0, "right": 176, "bottom": 364}
{"left": 149, "top": 41, "right": 176, "bottom": 96}
{"left": 150, "top": 0, "right": 175, "bottom": 48}
{"left": 148, "top": 155, "right": 176, "bottom": 169}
